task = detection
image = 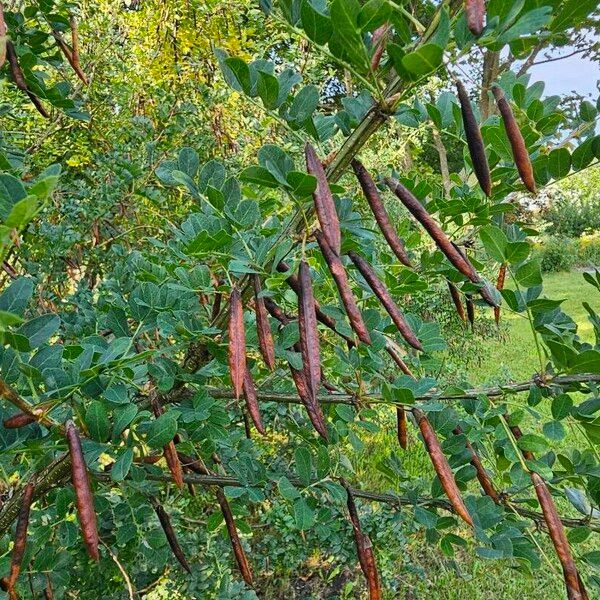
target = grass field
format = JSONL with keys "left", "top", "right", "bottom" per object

{"left": 354, "top": 270, "right": 597, "bottom": 600}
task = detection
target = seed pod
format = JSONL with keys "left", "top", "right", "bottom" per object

{"left": 211, "top": 289, "right": 222, "bottom": 322}
{"left": 465, "top": 294, "right": 475, "bottom": 329}
{"left": 385, "top": 177, "right": 497, "bottom": 308}
{"left": 453, "top": 426, "right": 500, "bottom": 503}
{"left": 343, "top": 482, "right": 382, "bottom": 600}
{"left": 0, "top": 3, "right": 7, "bottom": 70}
{"left": 151, "top": 499, "right": 192, "bottom": 573}
{"left": 43, "top": 575, "right": 54, "bottom": 600}
{"left": 305, "top": 143, "right": 341, "bottom": 255}
{"left": 316, "top": 230, "right": 371, "bottom": 345}
{"left": 3, "top": 413, "right": 37, "bottom": 429}
{"left": 348, "top": 251, "right": 422, "bottom": 350}
{"left": 370, "top": 23, "right": 389, "bottom": 71}
{"left": 52, "top": 25, "right": 88, "bottom": 85}
{"left": 216, "top": 488, "right": 254, "bottom": 586}
{"left": 396, "top": 407, "right": 408, "bottom": 450}
{"left": 65, "top": 420, "right": 99, "bottom": 560}
{"left": 531, "top": 473, "right": 588, "bottom": 600}
{"left": 277, "top": 262, "right": 356, "bottom": 347}
{"left": 385, "top": 344, "right": 416, "bottom": 377}
{"left": 228, "top": 287, "right": 246, "bottom": 399}
{"left": 8, "top": 482, "right": 35, "bottom": 588}
{"left": 151, "top": 396, "right": 184, "bottom": 490}
{"left": 298, "top": 259, "right": 321, "bottom": 401}
{"left": 447, "top": 281, "right": 467, "bottom": 323}
{"left": 494, "top": 264, "right": 507, "bottom": 325}
{"left": 505, "top": 414, "right": 534, "bottom": 461}
{"left": 252, "top": 275, "right": 276, "bottom": 370}
{"left": 414, "top": 409, "right": 473, "bottom": 526}
{"left": 6, "top": 42, "right": 49, "bottom": 118}
{"left": 465, "top": 0, "right": 485, "bottom": 37}
{"left": 456, "top": 80, "right": 491, "bottom": 196}
{"left": 492, "top": 86, "right": 536, "bottom": 194}
{"left": 242, "top": 369, "right": 265, "bottom": 435}
{"left": 351, "top": 160, "right": 412, "bottom": 267}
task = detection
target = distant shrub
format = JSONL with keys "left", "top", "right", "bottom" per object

{"left": 542, "top": 193, "right": 600, "bottom": 237}
{"left": 535, "top": 236, "right": 578, "bottom": 272}
{"left": 578, "top": 234, "right": 600, "bottom": 268}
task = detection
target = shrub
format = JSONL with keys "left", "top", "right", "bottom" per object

{"left": 578, "top": 234, "right": 600, "bottom": 268}
{"left": 535, "top": 236, "right": 578, "bottom": 272}
{"left": 542, "top": 193, "right": 600, "bottom": 237}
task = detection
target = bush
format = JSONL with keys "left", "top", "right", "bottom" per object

{"left": 579, "top": 234, "right": 600, "bottom": 268}
{"left": 535, "top": 236, "right": 578, "bottom": 272}
{"left": 542, "top": 193, "right": 600, "bottom": 237}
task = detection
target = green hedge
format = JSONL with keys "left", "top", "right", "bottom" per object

{"left": 534, "top": 234, "right": 600, "bottom": 272}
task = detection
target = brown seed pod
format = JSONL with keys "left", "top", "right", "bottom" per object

{"left": 492, "top": 86, "right": 536, "bottom": 194}
{"left": 352, "top": 160, "right": 412, "bottom": 267}
{"left": 151, "top": 498, "right": 192, "bottom": 573}
{"left": 465, "top": 294, "right": 475, "bottom": 329}
{"left": 447, "top": 281, "right": 467, "bottom": 323}
{"left": 348, "top": 251, "right": 422, "bottom": 351}
{"left": 65, "top": 420, "right": 99, "bottom": 560}
{"left": 494, "top": 264, "right": 507, "bottom": 325}
{"left": 385, "top": 344, "right": 416, "bottom": 377}
{"left": 396, "top": 407, "right": 408, "bottom": 450}
{"left": 3, "top": 413, "right": 37, "bottom": 429}
{"left": 216, "top": 488, "right": 254, "bottom": 586}
{"left": 370, "top": 23, "right": 390, "bottom": 72}
{"left": 343, "top": 482, "right": 382, "bottom": 600}
{"left": 315, "top": 230, "right": 371, "bottom": 345}
{"left": 6, "top": 41, "right": 49, "bottom": 118}
{"left": 465, "top": 0, "right": 486, "bottom": 37}
{"left": 228, "top": 287, "right": 246, "bottom": 399}
{"left": 277, "top": 261, "right": 356, "bottom": 347}
{"left": 414, "top": 409, "right": 473, "bottom": 526}
{"left": 298, "top": 259, "right": 321, "bottom": 401}
{"left": 385, "top": 177, "right": 497, "bottom": 307}
{"left": 150, "top": 396, "right": 184, "bottom": 490}
{"left": 52, "top": 20, "right": 88, "bottom": 85}
{"left": 456, "top": 80, "right": 491, "bottom": 196}
{"left": 252, "top": 275, "right": 276, "bottom": 370}
{"left": 453, "top": 426, "right": 500, "bottom": 503}
{"left": 305, "top": 143, "right": 341, "bottom": 255}
{"left": 43, "top": 575, "right": 54, "bottom": 600}
{"left": 211, "top": 290, "right": 222, "bottom": 322}
{"left": 7, "top": 482, "right": 35, "bottom": 589}
{"left": 505, "top": 415, "right": 534, "bottom": 461}
{"left": 0, "top": 3, "right": 7, "bottom": 70}
{"left": 531, "top": 473, "right": 588, "bottom": 600}
{"left": 242, "top": 369, "right": 265, "bottom": 435}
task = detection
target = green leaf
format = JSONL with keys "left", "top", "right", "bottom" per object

{"left": 293, "top": 497, "right": 314, "bottom": 530}
{"left": 0, "top": 174, "right": 27, "bottom": 221}
{"left": 547, "top": 148, "right": 571, "bottom": 179}
{"left": 85, "top": 401, "right": 111, "bottom": 442}
{"left": 579, "top": 100, "right": 597, "bottom": 122}
{"left": 111, "top": 448, "right": 134, "bottom": 481}
{"left": 278, "top": 476, "right": 300, "bottom": 501}
{"left": 517, "top": 434, "right": 548, "bottom": 453}
{"left": 551, "top": 394, "right": 573, "bottom": 420}
{"left": 4, "top": 195, "right": 39, "bottom": 229}
{"left": 257, "top": 70, "right": 280, "bottom": 109}
{"left": 497, "top": 7, "right": 552, "bottom": 44}
{"left": 224, "top": 57, "right": 252, "bottom": 94}
{"left": 515, "top": 259, "right": 542, "bottom": 287}
{"left": 358, "top": 0, "right": 391, "bottom": 32}
{"left": 570, "top": 350, "right": 600, "bottom": 374}
{"left": 328, "top": 0, "right": 369, "bottom": 72}
{"left": 239, "top": 166, "right": 279, "bottom": 188}
{"left": 300, "top": 0, "right": 332, "bottom": 44}
{"left": 542, "top": 420, "right": 565, "bottom": 441}
{"left": 402, "top": 44, "right": 443, "bottom": 76}
{"left": 178, "top": 147, "right": 199, "bottom": 179}
{"left": 287, "top": 85, "right": 319, "bottom": 126}
{"left": 0, "top": 310, "right": 23, "bottom": 329}
{"left": 571, "top": 137, "right": 595, "bottom": 170}
{"left": 113, "top": 404, "right": 138, "bottom": 437}
{"left": 480, "top": 225, "right": 508, "bottom": 262}
{"left": 17, "top": 314, "right": 60, "bottom": 348}
{"left": 0, "top": 278, "right": 33, "bottom": 317}
{"left": 146, "top": 413, "right": 178, "bottom": 448}
{"left": 505, "top": 241, "right": 530, "bottom": 264}
{"left": 295, "top": 446, "right": 312, "bottom": 487}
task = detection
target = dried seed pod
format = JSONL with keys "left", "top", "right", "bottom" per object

{"left": 66, "top": 420, "right": 99, "bottom": 560}
{"left": 6, "top": 42, "right": 49, "bottom": 118}
{"left": 396, "top": 407, "right": 408, "bottom": 450}
{"left": 370, "top": 23, "right": 390, "bottom": 71}
{"left": 453, "top": 426, "right": 500, "bottom": 503}
{"left": 3, "top": 413, "right": 37, "bottom": 429}
{"left": 343, "top": 482, "right": 382, "bottom": 600}
{"left": 0, "top": 3, "right": 6, "bottom": 70}
{"left": 252, "top": 275, "right": 276, "bottom": 370}
{"left": 277, "top": 262, "right": 356, "bottom": 347}
{"left": 315, "top": 230, "right": 371, "bottom": 345}
{"left": 43, "top": 575, "right": 54, "bottom": 600}
{"left": 492, "top": 86, "right": 536, "bottom": 194}
{"left": 242, "top": 369, "right": 265, "bottom": 435}
{"left": 352, "top": 160, "right": 412, "bottom": 267}
{"left": 8, "top": 482, "right": 35, "bottom": 589}
{"left": 414, "top": 409, "right": 473, "bottom": 526}
{"left": 531, "top": 473, "right": 588, "bottom": 600}
{"left": 348, "top": 251, "right": 422, "bottom": 351}
{"left": 465, "top": 0, "right": 485, "bottom": 37}
{"left": 228, "top": 287, "right": 246, "bottom": 399}
{"left": 211, "top": 289, "right": 222, "bottom": 322}
{"left": 385, "top": 177, "right": 497, "bottom": 307}
{"left": 298, "top": 259, "right": 321, "bottom": 401}
{"left": 150, "top": 396, "right": 184, "bottom": 490}
{"left": 151, "top": 499, "right": 192, "bottom": 573}
{"left": 456, "top": 80, "right": 491, "bottom": 196}
{"left": 504, "top": 414, "right": 534, "bottom": 461}
{"left": 52, "top": 24, "right": 88, "bottom": 85}
{"left": 494, "top": 264, "right": 507, "bottom": 325}
{"left": 465, "top": 294, "right": 475, "bottom": 329}
{"left": 306, "top": 143, "right": 341, "bottom": 255}
{"left": 216, "top": 488, "right": 254, "bottom": 586}
{"left": 447, "top": 281, "right": 467, "bottom": 323}
{"left": 385, "top": 344, "right": 416, "bottom": 377}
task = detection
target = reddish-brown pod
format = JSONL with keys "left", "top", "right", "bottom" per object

{"left": 531, "top": 474, "right": 588, "bottom": 600}
{"left": 65, "top": 420, "right": 100, "bottom": 560}
{"left": 315, "top": 230, "right": 371, "bottom": 345}
{"left": 456, "top": 80, "right": 491, "bottom": 196}
{"left": 505, "top": 414, "right": 534, "bottom": 461}
{"left": 492, "top": 86, "right": 536, "bottom": 194}
{"left": 465, "top": 294, "right": 475, "bottom": 329}
{"left": 3, "top": 412, "right": 37, "bottom": 429}
{"left": 151, "top": 499, "right": 192, "bottom": 573}
{"left": 396, "top": 407, "right": 408, "bottom": 450}
{"left": 352, "top": 160, "right": 412, "bottom": 267}
{"left": 348, "top": 251, "right": 422, "bottom": 351}
{"left": 228, "top": 287, "right": 247, "bottom": 399}
{"left": 242, "top": 369, "right": 266, "bottom": 435}
{"left": 494, "top": 264, "right": 507, "bottom": 325}
{"left": 305, "top": 143, "right": 341, "bottom": 255}
{"left": 8, "top": 482, "right": 35, "bottom": 590}
{"left": 465, "top": 0, "right": 486, "bottom": 37}
{"left": 252, "top": 275, "right": 276, "bottom": 370}
{"left": 370, "top": 23, "right": 390, "bottom": 72}
{"left": 414, "top": 410, "right": 473, "bottom": 526}
{"left": 150, "top": 396, "right": 184, "bottom": 490}
{"left": 447, "top": 282, "right": 467, "bottom": 323}
{"left": 385, "top": 344, "right": 416, "bottom": 377}
{"left": 298, "top": 259, "right": 321, "bottom": 401}
{"left": 385, "top": 177, "right": 498, "bottom": 308}
{"left": 0, "top": 3, "right": 7, "bottom": 70}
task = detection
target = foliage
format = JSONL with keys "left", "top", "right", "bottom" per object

{"left": 542, "top": 189, "right": 600, "bottom": 237}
